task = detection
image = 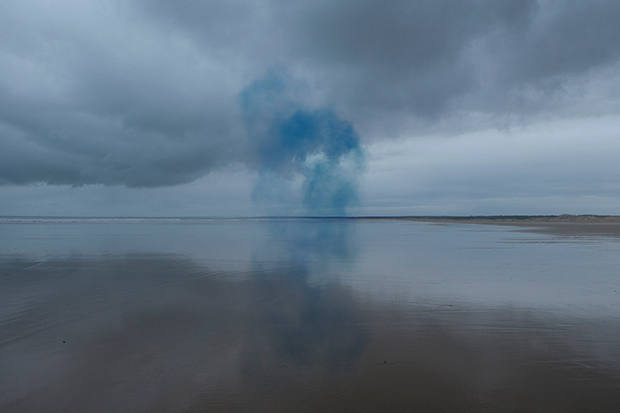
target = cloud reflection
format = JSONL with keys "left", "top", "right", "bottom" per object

{"left": 0, "top": 231, "right": 619, "bottom": 411}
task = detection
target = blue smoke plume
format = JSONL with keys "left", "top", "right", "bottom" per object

{"left": 239, "top": 71, "right": 365, "bottom": 216}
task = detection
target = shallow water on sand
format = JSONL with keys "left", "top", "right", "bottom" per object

{"left": 1, "top": 218, "right": 619, "bottom": 412}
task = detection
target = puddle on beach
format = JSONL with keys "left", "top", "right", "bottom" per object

{"left": 1, "top": 219, "right": 619, "bottom": 412}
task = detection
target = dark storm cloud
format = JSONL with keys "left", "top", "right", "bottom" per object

{"left": 1, "top": 0, "right": 619, "bottom": 187}
{"left": 283, "top": 0, "right": 538, "bottom": 118}
{"left": 499, "top": 0, "right": 620, "bottom": 82}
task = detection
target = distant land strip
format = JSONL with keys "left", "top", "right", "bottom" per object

{"left": 358, "top": 214, "right": 620, "bottom": 236}
{"left": 358, "top": 214, "right": 620, "bottom": 224}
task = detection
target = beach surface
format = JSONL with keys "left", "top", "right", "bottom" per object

{"left": 363, "top": 214, "right": 620, "bottom": 236}
{"left": 1, "top": 218, "right": 620, "bottom": 412}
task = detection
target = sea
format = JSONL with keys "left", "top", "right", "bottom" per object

{"left": 1, "top": 217, "right": 619, "bottom": 412}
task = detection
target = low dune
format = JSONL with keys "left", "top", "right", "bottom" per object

{"left": 360, "top": 215, "right": 620, "bottom": 236}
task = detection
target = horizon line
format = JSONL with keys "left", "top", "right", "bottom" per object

{"left": 1, "top": 214, "right": 617, "bottom": 220}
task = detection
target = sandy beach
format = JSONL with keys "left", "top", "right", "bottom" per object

{"left": 361, "top": 215, "right": 620, "bottom": 236}
{"left": 2, "top": 218, "right": 620, "bottom": 412}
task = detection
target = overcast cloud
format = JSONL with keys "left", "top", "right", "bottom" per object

{"left": 1, "top": 0, "right": 619, "bottom": 214}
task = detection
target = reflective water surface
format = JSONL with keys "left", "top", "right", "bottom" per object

{"left": 1, "top": 218, "right": 619, "bottom": 412}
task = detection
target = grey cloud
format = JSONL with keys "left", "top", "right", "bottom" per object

{"left": 137, "top": 0, "right": 620, "bottom": 131}
{"left": 500, "top": 0, "right": 620, "bottom": 82}
{"left": 1, "top": 0, "right": 619, "bottom": 187}
{"left": 0, "top": 0, "right": 244, "bottom": 187}
{"left": 279, "top": 0, "right": 620, "bottom": 128}
{"left": 283, "top": 0, "right": 536, "bottom": 116}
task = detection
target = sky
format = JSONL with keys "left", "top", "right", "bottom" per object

{"left": 1, "top": 0, "right": 620, "bottom": 217}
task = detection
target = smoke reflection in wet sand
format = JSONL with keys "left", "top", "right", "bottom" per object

{"left": 1, "top": 219, "right": 619, "bottom": 412}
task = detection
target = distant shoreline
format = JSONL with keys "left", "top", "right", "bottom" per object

{"left": 359, "top": 214, "right": 620, "bottom": 236}
{"left": 2, "top": 214, "right": 619, "bottom": 223}
{"left": 358, "top": 214, "right": 620, "bottom": 224}
{"left": 2, "top": 214, "right": 620, "bottom": 236}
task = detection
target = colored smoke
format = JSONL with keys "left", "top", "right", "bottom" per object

{"left": 240, "top": 71, "right": 365, "bottom": 216}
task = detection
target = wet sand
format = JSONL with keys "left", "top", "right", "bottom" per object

{"left": 3, "top": 255, "right": 620, "bottom": 412}
{"left": 1, "top": 218, "right": 620, "bottom": 412}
